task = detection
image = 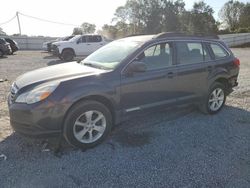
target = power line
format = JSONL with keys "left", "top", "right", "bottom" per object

{"left": 18, "top": 12, "right": 79, "bottom": 27}
{"left": 0, "top": 15, "right": 17, "bottom": 26}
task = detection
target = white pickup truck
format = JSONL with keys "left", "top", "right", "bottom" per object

{"left": 53, "top": 34, "right": 109, "bottom": 61}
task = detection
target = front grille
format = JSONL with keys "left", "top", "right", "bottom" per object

{"left": 10, "top": 82, "right": 19, "bottom": 102}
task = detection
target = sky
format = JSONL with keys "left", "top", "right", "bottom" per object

{"left": 0, "top": 0, "right": 249, "bottom": 37}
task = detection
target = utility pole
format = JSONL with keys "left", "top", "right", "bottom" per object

{"left": 16, "top": 12, "right": 21, "bottom": 35}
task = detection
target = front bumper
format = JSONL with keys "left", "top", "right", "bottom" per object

{"left": 8, "top": 96, "right": 66, "bottom": 138}
{"left": 52, "top": 46, "right": 60, "bottom": 56}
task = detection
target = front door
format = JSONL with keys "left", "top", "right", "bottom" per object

{"left": 75, "top": 36, "right": 88, "bottom": 56}
{"left": 120, "top": 42, "right": 179, "bottom": 113}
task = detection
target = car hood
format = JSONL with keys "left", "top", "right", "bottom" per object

{"left": 53, "top": 41, "right": 71, "bottom": 45}
{"left": 15, "top": 62, "right": 106, "bottom": 89}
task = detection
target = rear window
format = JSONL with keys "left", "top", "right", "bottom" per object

{"left": 209, "top": 43, "right": 228, "bottom": 59}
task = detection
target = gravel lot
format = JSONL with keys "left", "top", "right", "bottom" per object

{"left": 0, "top": 50, "right": 250, "bottom": 188}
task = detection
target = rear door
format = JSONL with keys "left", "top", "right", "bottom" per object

{"left": 174, "top": 40, "right": 212, "bottom": 102}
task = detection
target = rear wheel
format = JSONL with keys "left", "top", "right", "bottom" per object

{"left": 63, "top": 101, "right": 112, "bottom": 149}
{"left": 61, "top": 49, "right": 74, "bottom": 62}
{"left": 199, "top": 82, "right": 226, "bottom": 114}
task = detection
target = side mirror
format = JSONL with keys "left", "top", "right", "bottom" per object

{"left": 125, "top": 61, "right": 147, "bottom": 75}
{"left": 76, "top": 40, "right": 80, "bottom": 44}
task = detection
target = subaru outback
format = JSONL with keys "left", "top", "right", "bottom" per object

{"left": 8, "top": 33, "right": 239, "bottom": 149}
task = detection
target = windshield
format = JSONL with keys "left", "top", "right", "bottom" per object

{"left": 69, "top": 35, "right": 81, "bottom": 42}
{"left": 82, "top": 40, "right": 141, "bottom": 70}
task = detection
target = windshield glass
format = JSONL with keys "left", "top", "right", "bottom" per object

{"left": 69, "top": 35, "right": 81, "bottom": 42}
{"left": 82, "top": 40, "right": 141, "bottom": 70}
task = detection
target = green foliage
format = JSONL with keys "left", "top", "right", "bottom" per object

{"left": 182, "top": 1, "right": 218, "bottom": 34}
{"left": 239, "top": 3, "right": 250, "bottom": 28}
{"left": 101, "top": 0, "right": 218, "bottom": 39}
{"left": 72, "top": 27, "right": 83, "bottom": 35}
{"left": 0, "top": 27, "right": 6, "bottom": 35}
{"left": 219, "top": 0, "right": 245, "bottom": 31}
{"left": 81, "top": 22, "right": 96, "bottom": 34}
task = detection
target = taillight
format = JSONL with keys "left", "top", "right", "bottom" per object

{"left": 233, "top": 58, "right": 240, "bottom": 67}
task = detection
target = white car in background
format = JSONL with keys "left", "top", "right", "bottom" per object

{"left": 53, "top": 34, "right": 109, "bottom": 61}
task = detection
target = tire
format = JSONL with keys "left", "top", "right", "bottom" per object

{"left": 61, "top": 49, "right": 74, "bottom": 62}
{"left": 58, "top": 55, "right": 63, "bottom": 60}
{"left": 0, "top": 50, "right": 3, "bottom": 57}
{"left": 199, "top": 82, "right": 226, "bottom": 114}
{"left": 63, "top": 100, "right": 112, "bottom": 149}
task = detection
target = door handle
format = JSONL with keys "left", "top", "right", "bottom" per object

{"left": 87, "top": 43, "right": 91, "bottom": 45}
{"left": 167, "top": 72, "right": 174, "bottom": 78}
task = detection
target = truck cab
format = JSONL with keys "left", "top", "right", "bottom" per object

{"left": 53, "top": 34, "right": 109, "bottom": 61}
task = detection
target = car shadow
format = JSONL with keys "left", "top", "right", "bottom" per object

{"left": 0, "top": 105, "right": 250, "bottom": 157}
{"left": 1, "top": 105, "right": 250, "bottom": 188}
{"left": 43, "top": 54, "right": 57, "bottom": 59}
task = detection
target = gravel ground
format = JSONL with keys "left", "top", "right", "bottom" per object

{"left": 0, "top": 50, "right": 249, "bottom": 188}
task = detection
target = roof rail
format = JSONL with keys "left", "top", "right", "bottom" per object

{"left": 154, "top": 32, "right": 219, "bottom": 39}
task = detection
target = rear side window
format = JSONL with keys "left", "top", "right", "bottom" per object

{"left": 209, "top": 43, "right": 228, "bottom": 59}
{"left": 176, "top": 41, "right": 211, "bottom": 65}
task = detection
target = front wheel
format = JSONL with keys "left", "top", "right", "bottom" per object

{"left": 61, "top": 49, "right": 74, "bottom": 62}
{"left": 199, "top": 82, "right": 226, "bottom": 114}
{"left": 63, "top": 101, "right": 112, "bottom": 149}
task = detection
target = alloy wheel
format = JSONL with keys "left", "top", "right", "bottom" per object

{"left": 73, "top": 110, "right": 106, "bottom": 144}
{"left": 208, "top": 88, "right": 225, "bottom": 111}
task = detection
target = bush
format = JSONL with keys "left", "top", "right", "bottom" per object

{"left": 236, "top": 27, "right": 250, "bottom": 33}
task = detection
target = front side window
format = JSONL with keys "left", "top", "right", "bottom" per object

{"left": 176, "top": 41, "right": 211, "bottom": 65}
{"left": 136, "top": 43, "right": 173, "bottom": 70}
{"left": 210, "top": 43, "right": 228, "bottom": 59}
{"left": 77, "top": 36, "right": 87, "bottom": 43}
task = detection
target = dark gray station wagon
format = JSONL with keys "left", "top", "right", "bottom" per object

{"left": 8, "top": 33, "right": 239, "bottom": 149}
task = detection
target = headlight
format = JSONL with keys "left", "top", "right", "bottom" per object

{"left": 15, "top": 82, "right": 59, "bottom": 104}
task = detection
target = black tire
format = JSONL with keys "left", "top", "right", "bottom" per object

{"left": 58, "top": 55, "right": 63, "bottom": 60}
{"left": 0, "top": 50, "right": 3, "bottom": 57}
{"left": 63, "top": 100, "right": 112, "bottom": 149}
{"left": 199, "top": 82, "right": 226, "bottom": 114}
{"left": 61, "top": 49, "right": 74, "bottom": 62}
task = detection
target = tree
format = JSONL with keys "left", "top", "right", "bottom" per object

{"left": 81, "top": 22, "right": 96, "bottom": 34}
{"left": 0, "top": 27, "right": 6, "bottom": 35}
{"left": 161, "top": 0, "right": 185, "bottom": 32}
{"left": 100, "top": 24, "right": 118, "bottom": 39}
{"left": 219, "top": 0, "right": 245, "bottom": 31}
{"left": 183, "top": 1, "right": 218, "bottom": 34}
{"left": 239, "top": 3, "right": 250, "bottom": 29}
{"left": 72, "top": 27, "right": 83, "bottom": 35}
